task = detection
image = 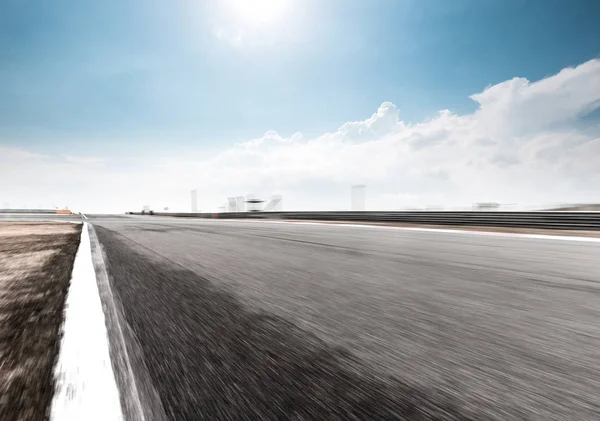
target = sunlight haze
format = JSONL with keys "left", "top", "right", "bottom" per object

{"left": 1, "top": 0, "right": 599, "bottom": 213}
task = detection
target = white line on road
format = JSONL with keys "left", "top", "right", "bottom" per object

{"left": 81, "top": 213, "right": 88, "bottom": 219}
{"left": 226, "top": 219, "right": 600, "bottom": 243}
{"left": 50, "top": 222, "right": 124, "bottom": 421}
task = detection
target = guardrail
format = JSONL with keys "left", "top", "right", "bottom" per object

{"left": 127, "top": 211, "right": 600, "bottom": 230}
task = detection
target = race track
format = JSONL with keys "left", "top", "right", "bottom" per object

{"left": 88, "top": 215, "right": 600, "bottom": 421}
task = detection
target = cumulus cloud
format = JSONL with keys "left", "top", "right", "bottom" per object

{"left": 2, "top": 59, "right": 600, "bottom": 212}
{"left": 471, "top": 59, "right": 600, "bottom": 135}
{"left": 335, "top": 102, "right": 404, "bottom": 142}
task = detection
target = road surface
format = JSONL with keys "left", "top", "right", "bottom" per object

{"left": 86, "top": 215, "right": 600, "bottom": 420}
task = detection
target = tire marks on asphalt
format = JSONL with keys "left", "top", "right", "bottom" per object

{"left": 94, "top": 225, "right": 480, "bottom": 421}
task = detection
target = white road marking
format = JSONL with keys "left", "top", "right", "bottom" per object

{"left": 98, "top": 214, "right": 600, "bottom": 242}
{"left": 221, "top": 219, "right": 600, "bottom": 243}
{"left": 50, "top": 222, "right": 124, "bottom": 421}
{"left": 81, "top": 213, "right": 88, "bottom": 219}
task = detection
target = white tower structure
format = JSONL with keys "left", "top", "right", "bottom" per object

{"left": 351, "top": 185, "right": 366, "bottom": 211}
{"left": 191, "top": 189, "right": 198, "bottom": 212}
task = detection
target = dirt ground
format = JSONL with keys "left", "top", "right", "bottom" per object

{"left": 0, "top": 222, "right": 81, "bottom": 421}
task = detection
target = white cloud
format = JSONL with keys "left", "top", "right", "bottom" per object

{"left": 2, "top": 59, "right": 600, "bottom": 212}
{"left": 63, "top": 156, "right": 106, "bottom": 166}
{"left": 470, "top": 59, "right": 600, "bottom": 135}
{"left": 334, "top": 102, "right": 404, "bottom": 142}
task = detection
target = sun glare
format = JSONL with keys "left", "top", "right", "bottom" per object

{"left": 223, "top": 0, "right": 294, "bottom": 27}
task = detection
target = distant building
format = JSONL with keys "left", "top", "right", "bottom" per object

{"left": 245, "top": 194, "right": 264, "bottom": 212}
{"left": 191, "top": 189, "right": 198, "bottom": 212}
{"left": 227, "top": 197, "right": 237, "bottom": 212}
{"left": 351, "top": 185, "right": 366, "bottom": 211}
{"left": 263, "top": 195, "right": 282, "bottom": 211}
{"left": 474, "top": 202, "right": 500, "bottom": 211}
{"left": 236, "top": 196, "right": 245, "bottom": 212}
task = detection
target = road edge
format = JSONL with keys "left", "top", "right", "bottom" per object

{"left": 89, "top": 224, "right": 168, "bottom": 421}
{"left": 50, "top": 222, "right": 125, "bottom": 421}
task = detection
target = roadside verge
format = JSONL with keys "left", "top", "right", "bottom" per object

{"left": 0, "top": 222, "right": 80, "bottom": 421}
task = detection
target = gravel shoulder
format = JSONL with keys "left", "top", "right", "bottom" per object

{"left": 0, "top": 222, "right": 81, "bottom": 421}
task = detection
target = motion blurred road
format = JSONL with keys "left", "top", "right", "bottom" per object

{"left": 88, "top": 215, "right": 600, "bottom": 420}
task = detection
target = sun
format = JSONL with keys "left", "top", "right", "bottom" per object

{"left": 223, "top": 0, "right": 294, "bottom": 27}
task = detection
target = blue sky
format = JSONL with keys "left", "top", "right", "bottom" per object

{"left": 1, "top": 0, "right": 599, "bottom": 212}
{"left": 2, "top": 0, "right": 599, "bottom": 155}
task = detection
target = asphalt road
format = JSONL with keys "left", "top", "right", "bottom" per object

{"left": 88, "top": 215, "right": 600, "bottom": 420}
